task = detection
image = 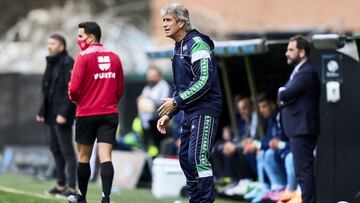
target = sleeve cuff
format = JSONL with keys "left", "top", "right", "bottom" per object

{"left": 277, "top": 141, "right": 286, "bottom": 150}
{"left": 278, "top": 87, "right": 286, "bottom": 92}
{"left": 278, "top": 87, "right": 286, "bottom": 105}
{"left": 254, "top": 140, "right": 261, "bottom": 150}
{"left": 174, "top": 96, "right": 184, "bottom": 106}
{"left": 167, "top": 109, "right": 178, "bottom": 119}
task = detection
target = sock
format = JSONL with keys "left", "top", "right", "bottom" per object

{"left": 102, "top": 196, "right": 110, "bottom": 203}
{"left": 100, "top": 161, "right": 114, "bottom": 199}
{"left": 77, "top": 162, "right": 91, "bottom": 198}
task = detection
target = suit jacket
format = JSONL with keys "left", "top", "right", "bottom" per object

{"left": 38, "top": 51, "right": 75, "bottom": 126}
{"left": 279, "top": 60, "right": 320, "bottom": 137}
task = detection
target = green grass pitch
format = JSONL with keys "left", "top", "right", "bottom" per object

{"left": 0, "top": 173, "right": 243, "bottom": 203}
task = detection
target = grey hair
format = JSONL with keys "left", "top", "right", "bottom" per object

{"left": 160, "top": 3, "right": 192, "bottom": 32}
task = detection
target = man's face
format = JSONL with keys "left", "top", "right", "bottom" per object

{"left": 258, "top": 100, "right": 275, "bottom": 119}
{"left": 162, "top": 13, "right": 183, "bottom": 39}
{"left": 147, "top": 69, "right": 161, "bottom": 86}
{"left": 47, "top": 38, "right": 64, "bottom": 56}
{"left": 285, "top": 40, "right": 302, "bottom": 65}
{"left": 237, "top": 99, "right": 252, "bottom": 120}
{"left": 78, "top": 28, "right": 93, "bottom": 42}
{"left": 222, "top": 126, "right": 232, "bottom": 141}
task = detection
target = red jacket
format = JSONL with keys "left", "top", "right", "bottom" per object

{"left": 68, "top": 43, "right": 124, "bottom": 117}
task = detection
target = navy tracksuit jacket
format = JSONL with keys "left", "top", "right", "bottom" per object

{"left": 171, "top": 29, "right": 222, "bottom": 203}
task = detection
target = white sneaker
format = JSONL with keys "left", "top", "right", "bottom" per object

{"left": 67, "top": 194, "right": 86, "bottom": 203}
{"left": 224, "top": 179, "right": 251, "bottom": 196}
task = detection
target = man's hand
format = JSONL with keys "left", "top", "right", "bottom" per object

{"left": 222, "top": 126, "right": 232, "bottom": 141}
{"left": 269, "top": 138, "right": 280, "bottom": 149}
{"left": 175, "top": 138, "right": 181, "bottom": 149}
{"left": 243, "top": 142, "right": 258, "bottom": 154}
{"left": 56, "top": 115, "right": 67, "bottom": 125}
{"left": 241, "top": 137, "right": 254, "bottom": 147}
{"left": 157, "top": 115, "right": 171, "bottom": 134}
{"left": 222, "top": 141, "right": 236, "bottom": 156}
{"left": 36, "top": 115, "right": 45, "bottom": 123}
{"left": 157, "top": 98, "right": 177, "bottom": 117}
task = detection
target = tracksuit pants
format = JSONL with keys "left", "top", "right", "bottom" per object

{"left": 179, "top": 115, "right": 219, "bottom": 203}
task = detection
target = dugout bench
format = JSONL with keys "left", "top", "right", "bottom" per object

{"left": 147, "top": 34, "right": 360, "bottom": 203}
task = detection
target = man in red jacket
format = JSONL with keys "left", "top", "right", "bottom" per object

{"left": 67, "top": 21, "right": 124, "bottom": 203}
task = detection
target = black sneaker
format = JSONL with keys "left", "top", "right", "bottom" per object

{"left": 47, "top": 186, "right": 65, "bottom": 195}
{"left": 101, "top": 196, "right": 110, "bottom": 203}
{"left": 68, "top": 194, "right": 86, "bottom": 203}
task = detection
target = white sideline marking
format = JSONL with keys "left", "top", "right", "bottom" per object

{"left": 0, "top": 185, "right": 56, "bottom": 200}
{"left": 0, "top": 185, "right": 113, "bottom": 203}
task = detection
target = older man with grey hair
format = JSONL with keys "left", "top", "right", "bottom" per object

{"left": 156, "top": 3, "right": 222, "bottom": 203}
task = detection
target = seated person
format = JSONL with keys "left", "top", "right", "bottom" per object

{"left": 212, "top": 126, "right": 252, "bottom": 182}
{"left": 233, "top": 95, "right": 259, "bottom": 174}
{"left": 212, "top": 96, "right": 258, "bottom": 195}
{"left": 244, "top": 93, "right": 297, "bottom": 203}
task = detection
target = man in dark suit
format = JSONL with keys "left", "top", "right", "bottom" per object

{"left": 278, "top": 35, "right": 320, "bottom": 203}
{"left": 36, "top": 34, "right": 77, "bottom": 197}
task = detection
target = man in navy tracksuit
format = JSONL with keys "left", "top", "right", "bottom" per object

{"left": 157, "top": 3, "right": 222, "bottom": 203}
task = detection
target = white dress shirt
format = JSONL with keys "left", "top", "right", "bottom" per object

{"left": 278, "top": 59, "right": 307, "bottom": 105}
{"left": 289, "top": 59, "right": 307, "bottom": 81}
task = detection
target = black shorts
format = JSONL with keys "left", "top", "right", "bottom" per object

{"left": 75, "top": 114, "right": 118, "bottom": 145}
